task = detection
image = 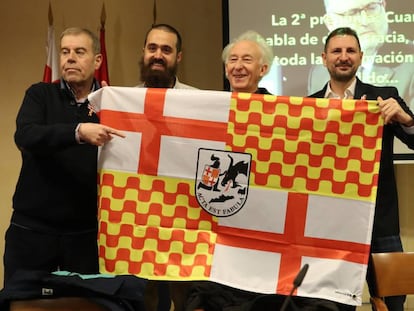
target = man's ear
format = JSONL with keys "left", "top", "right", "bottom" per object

{"left": 322, "top": 52, "right": 327, "bottom": 67}
{"left": 95, "top": 54, "right": 103, "bottom": 70}
{"left": 260, "top": 64, "right": 269, "bottom": 77}
{"left": 177, "top": 51, "right": 182, "bottom": 63}
{"left": 358, "top": 51, "right": 364, "bottom": 67}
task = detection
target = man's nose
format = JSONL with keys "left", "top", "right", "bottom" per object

{"left": 339, "top": 51, "right": 349, "bottom": 60}
{"left": 358, "top": 10, "right": 368, "bottom": 25}
{"left": 66, "top": 50, "right": 77, "bottom": 62}
{"left": 234, "top": 59, "right": 244, "bottom": 69}
{"left": 153, "top": 48, "right": 163, "bottom": 58}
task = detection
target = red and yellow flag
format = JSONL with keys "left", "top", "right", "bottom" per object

{"left": 88, "top": 87, "right": 383, "bottom": 306}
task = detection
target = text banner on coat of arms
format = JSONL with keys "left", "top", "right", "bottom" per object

{"left": 88, "top": 87, "right": 383, "bottom": 306}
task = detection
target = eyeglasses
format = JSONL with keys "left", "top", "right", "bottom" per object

{"left": 330, "top": 1, "right": 384, "bottom": 17}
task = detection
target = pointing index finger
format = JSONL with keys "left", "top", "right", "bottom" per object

{"left": 109, "top": 129, "right": 126, "bottom": 138}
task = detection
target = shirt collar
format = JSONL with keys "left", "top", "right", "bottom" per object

{"left": 60, "top": 79, "right": 100, "bottom": 103}
{"left": 324, "top": 78, "right": 357, "bottom": 99}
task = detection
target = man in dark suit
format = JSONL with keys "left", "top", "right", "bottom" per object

{"left": 309, "top": 27, "right": 414, "bottom": 311}
{"left": 308, "top": 0, "right": 414, "bottom": 111}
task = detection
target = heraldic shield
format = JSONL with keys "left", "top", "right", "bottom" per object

{"left": 195, "top": 148, "right": 251, "bottom": 217}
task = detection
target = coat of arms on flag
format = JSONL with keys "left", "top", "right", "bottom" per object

{"left": 196, "top": 149, "right": 251, "bottom": 217}
{"left": 88, "top": 87, "right": 383, "bottom": 306}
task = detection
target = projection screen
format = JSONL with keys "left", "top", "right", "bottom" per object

{"left": 223, "top": 0, "right": 414, "bottom": 162}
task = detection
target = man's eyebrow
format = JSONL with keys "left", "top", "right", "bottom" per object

{"left": 61, "top": 47, "right": 87, "bottom": 50}
{"left": 147, "top": 43, "right": 172, "bottom": 48}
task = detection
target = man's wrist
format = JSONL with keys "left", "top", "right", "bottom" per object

{"left": 404, "top": 118, "right": 414, "bottom": 127}
{"left": 75, "top": 123, "right": 84, "bottom": 144}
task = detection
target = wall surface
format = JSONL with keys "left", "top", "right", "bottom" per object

{"left": 0, "top": 1, "right": 413, "bottom": 302}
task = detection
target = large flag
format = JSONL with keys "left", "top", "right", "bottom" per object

{"left": 94, "top": 3, "right": 110, "bottom": 85}
{"left": 88, "top": 87, "right": 383, "bottom": 306}
{"left": 42, "top": 3, "right": 59, "bottom": 83}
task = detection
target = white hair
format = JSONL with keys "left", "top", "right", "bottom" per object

{"left": 222, "top": 30, "right": 274, "bottom": 75}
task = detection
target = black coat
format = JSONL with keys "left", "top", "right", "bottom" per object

{"left": 12, "top": 81, "right": 100, "bottom": 233}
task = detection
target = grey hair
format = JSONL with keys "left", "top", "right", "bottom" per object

{"left": 60, "top": 27, "right": 101, "bottom": 55}
{"left": 222, "top": 30, "right": 274, "bottom": 75}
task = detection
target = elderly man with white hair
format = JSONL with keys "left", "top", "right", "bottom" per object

{"left": 222, "top": 30, "right": 274, "bottom": 94}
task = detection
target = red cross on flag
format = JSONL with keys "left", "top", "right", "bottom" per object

{"left": 88, "top": 87, "right": 383, "bottom": 306}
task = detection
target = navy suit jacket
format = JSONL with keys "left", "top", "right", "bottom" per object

{"left": 309, "top": 78, "right": 414, "bottom": 239}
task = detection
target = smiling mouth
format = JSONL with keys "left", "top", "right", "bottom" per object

{"left": 151, "top": 63, "right": 166, "bottom": 71}
{"left": 336, "top": 63, "right": 351, "bottom": 69}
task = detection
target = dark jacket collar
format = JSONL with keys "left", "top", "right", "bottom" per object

{"left": 255, "top": 87, "right": 271, "bottom": 95}
{"left": 59, "top": 79, "right": 100, "bottom": 103}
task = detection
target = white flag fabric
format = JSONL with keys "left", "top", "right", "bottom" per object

{"left": 42, "top": 24, "right": 59, "bottom": 83}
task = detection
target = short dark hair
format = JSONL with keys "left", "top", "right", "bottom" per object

{"left": 324, "top": 27, "right": 361, "bottom": 52}
{"left": 143, "top": 23, "right": 182, "bottom": 52}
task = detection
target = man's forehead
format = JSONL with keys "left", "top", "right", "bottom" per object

{"left": 325, "top": 0, "right": 373, "bottom": 13}
{"left": 146, "top": 29, "right": 177, "bottom": 47}
{"left": 60, "top": 34, "right": 92, "bottom": 48}
{"left": 230, "top": 41, "right": 260, "bottom": 55}
{"left": 328, "top": 35, "right": 359, "bottom": 48}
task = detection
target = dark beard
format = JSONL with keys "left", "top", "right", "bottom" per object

{"left": 139, "top": 57, "right": 178, "bottom": 88}
{"left": 328, "top": 63, "right": 358, "bottom": 83}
